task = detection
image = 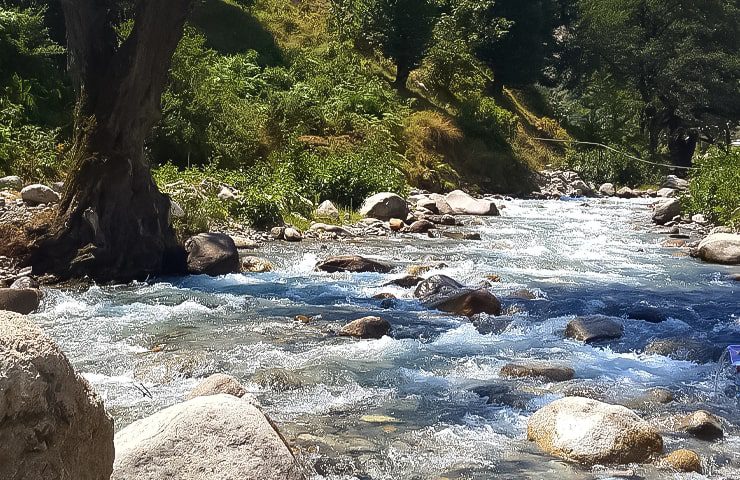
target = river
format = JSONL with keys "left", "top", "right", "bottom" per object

{"left": 31, "top": 198, "right": 740, "bottom": 479}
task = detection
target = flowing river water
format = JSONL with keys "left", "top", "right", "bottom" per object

{"left": 31, "top": 198, "right": 739, "bottom": 479}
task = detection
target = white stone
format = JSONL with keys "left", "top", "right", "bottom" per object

{"left": 20, "top": 184, "right": 60, "bottom": 205}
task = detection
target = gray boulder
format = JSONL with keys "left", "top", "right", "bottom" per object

{"left": 677, "top": 410, "right": 724, "bottom": 440}
{"left": 0, "top": 288, "right": 41, "bottom": 314}
{"left": 693, "top": 233, "right": 740, "bottom": 265}
{"left": 187, "top": 373, "right": 248, "bottom": 400}
{"left": 527, "top": 396, "right": 663, "bottom": 465}
{"left": 185, "top": 233, "right": 240, "bottom": 276}
{"left": 598, "top": 183, "right": 615, "bottom": 196}
{"left": 617, "top": 186, "right": 637, "bottom": 199}
{"left": 662, "top": 175, "right": 689, "bottom": 191}
{"left": 565, "top": 315, "right": 624, "bottom": 343}
{"left": 112, "top": 394, "right": 303, "bottom": 480}
{"left": 20, "top": 184, "right": 60, "bottom": 205}
{"left": 500, "top": 362, "right": 574, "bottom": 382}
{"left": 316, "top": 200, "right": 340, "bottom": 220}
{"left": 652, "top": 198, "right": 682, "bottom": 225}
{"left": 284, "top": 227, "right": 303, "bottom": 242}
{"left": 656, "top": 187, "right": 676, "bottom": 198}
{"left": 445, "top": 190, "right": 499, "bottom": 216}
{"left": 0, "top": 175, "right": 23, "bottom": 191}
{"left": 0, "top": 311, "right": 114, "bottom": 480}
{"left": 359, "top": 192, "right": 408, "bottom": 220}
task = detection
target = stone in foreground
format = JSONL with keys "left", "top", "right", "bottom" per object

{"left": 185, "top": 232, "right": 240, "bottom": 276}
{"left": 0, "top": 311, "right": 114, "bottom": 480}
{"left": 187, "top": 373, "right": 248, "bottom": 400}
{"left": 527, "top": 396, "right": 663, "bottom": 465}
{"left": 0, "top": 288, "right": 41, "bottom": 314}
{"left": 339, "top": 316, "right": 391, "bottom": 339}
{"left": 677, "top": 410, "right": 724, "bottom": 440}
{"left": 359, "top": 192, "right": 408, "bottom": 221}
{"left": 693, "top": 233, "right": 740, "bottom": 265}
{"left": 500, "top": 363, "right": 575, "bottom": 382}
{"left": 661, "top": 449, "right": 702, "bottom": 473}
{"left": 20, "top": 183, "right": 60, "bottom": 205}
{"left": 652, "top": 198, "right": 681, "bottom": 225}
{"left": 112, "top": 394, "right": 303, "bottom": 480}
{"left": 565, "top": 315, "right": 624, "bottom": 343}
{"left": 316, "top": 255, "right": 393, "bottom": 273}
{"left": 445, "top": 190, "right": 499, "bottom": 216}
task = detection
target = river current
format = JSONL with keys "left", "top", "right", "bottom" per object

{"left": 32, "top": 198, "right": 739, "bottom": 479}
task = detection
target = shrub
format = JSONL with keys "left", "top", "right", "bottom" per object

{"left": 458, "top": 93, "right": 517, "bottom": 144}
{"left": 562, "top": 146, "right": 663, "bottom": 187}
{"left": 686, "top": 147, "right": 740, "bottom": 227}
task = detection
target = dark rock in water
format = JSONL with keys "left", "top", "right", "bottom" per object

{"left": 472, "top": 316, "right": 512, "bottom": 335}
{"left": 652, "top": 198, "right": 681, "bottom": 225}
{"left": 384, "top": 275, "right": 423, "bottom": 288}
{"left": 404, "top": 219, "right": 435, "bottom": 233}
{"left": 252, "top": 368, "right": 303, "bottom": 392}
{"left": 0, "top": 288, "right": 41, "bottom": 314}
{"left": 424, "top": 214, "right": 456, "bottom": 225}
{"left": 565, "top": 315, "right": 624, "bottom": 343}
{"left": 627, "top": 305, "right": 667, "bottom": 323}
{"left": 471, "top": 384, "right": 534, "bottom": 409}
{"left": 508, "top": 289, "right": 538, "bottom": 300}
{"left": 185, "top": 233, "right": 240, "bottom": 276}
{"left": 372, "top": 293, "right": 397, "bottom": 309}
{"left": 339, "top": 316, "right": 391, "bottom": 339}
{"left": 441, "top": 231, "right": 482, "bottom": 241}
{"left": 644, "top": 338, "right": 720, "bottom": 363}
{"left": 316, "top": 255, "right": 393, "bottom": 273}
{"left": 415, "top": 275, "right": 501, "bottom": 317}
{"left": 500, "top": 363, "right": 575, "bottom": 382}
{"left": 677, "top": 410, "right": 724, "bottom": 440}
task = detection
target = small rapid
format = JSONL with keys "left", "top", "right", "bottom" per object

{"left": 32, "top": 198, "right": 740, "bottom": 479}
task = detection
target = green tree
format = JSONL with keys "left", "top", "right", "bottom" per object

{"left": 575, "top": 0, "right": 740, "bottom": 167}
{"left": 363, "top": 0, "right": 438, "bottom": 89}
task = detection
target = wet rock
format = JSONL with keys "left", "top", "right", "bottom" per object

{"left": 187, "top": 373, "right": 248, "bottom": 400}
{"left": 20, "top": 183, "right": 60, "bottom": 206}
{"left": 652, "top": 198, "right": 682, "bottom": 225}
{"left": 0, "top": 311, "right": 114, "bottom": 480}
{"left": 270, "top": 226, "right": 285, "bottom": 239}
{"left": 500, "top": 363, "right": 574, "bottom": 382}
{"left": 616, "top": 388, "right": 675, "bottom": 409}
{"left": 388, "top": 218, "right": 405, "bottom": 231}
{"left": 111, "top": 394, "right": 302, "bottom": 480}
{"left": 661, "top": 449, "right": 702, "bottom": 473}
{"left": 359, "top": 192, "right": 408, "bottom": 221}
{"left": 662, "top": 175, "right": 689, "bottom": 191}
{"left": 565, "top": 315, "right": 624, "bottom": 343}
{"left": 508, "top": 289, "right": 538, "bottom": 300}
{"left": 384, "top": 275, "right": 423, "bottom": 288}
{"left": 339, "top": 316, "right": 391, "bottom": 339}
{"left": 284, "top": 227, "right": 303, "bottom": 242}
{"left": 230, "top": 235, "right": 259, "bottom": 249}
{"left": 662, "top": 238, "right": 686, "bottom": 248}
{"left": 445, "top": 190, "right": 499, "bottom": 216}
{"left": 404, "top": 219, "right": 435, "bottom": 233}
{"left": 693, "top": 233, "right": 740, "bottom": 264}
{"left": 472, "top": 316, "right": 513, "bottom": 335}
{"left": 627, "top": 305, "right": 667, "bottom": 323}
{"left": 185, "top": 233, "right": 240, "bottom": 276}
{"left": 9, "top": 276, "right": 39, "bottom": 289}
{"left": 616, "top": 187, "right": 637, "bottom": 199}
{"left": 441, "top": 231, "right": 481, "bottom": 240}
{"left": 241, "top": 256, "right": 273, "bottom": 273}
{"left": 677, "top": 410, "right": 724, "bottom": 440}
{"left": 0, "top": 287, "right": 41, "bottom": 314}
{"left": 644, "top": 338, "right": 718, "bottom": 363}
{"left": 472, "top": 383, "right": 533, "bottom": 409}
{"left": 316, "top": 255, "right": 393, "bottom": 273}
{"left": 598, "top": 183, "right": 616, "bottom": 196}
{"left": 656, "top": 187, "right": 676, "bottom": 198}
{"left": 316, "top": 200, "right": 340, "bottom": 220}
{"left": 527, "top": 397, "right": 663, "bottom": 465}
{"left": 424, "top": 214, "right": 456, "bottom": 225}
{"left": 407, "top": 263, "right": 447, "bottom": 276}
{"left": 253, "top": 368, "right": 303, "bottom": 392}
{"left": 0, "top": 175, "right": 23, "bottom": 190}
{"left": 414, "top": 275, "right": 501, "bottom": 317}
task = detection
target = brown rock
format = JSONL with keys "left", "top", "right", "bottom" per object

{"left": 388, "top": 218, "right": 405, "bottom": 231}
{"left": 294, "top": 315, "right": 312, "bottom": 324}
{"left": 339, "top": 316, "right": 391, "bottom": 339}
{"left": 500, "top": 363, "right": 574, "bottom": 382}
{"left": 384, "top": 275, "right": 423, "bottom": 288}
{"left": 185, "top": 233, "right": 240, "bottom": 276}
{"left": 677, "top": 410, "right": 724, "bottom": 440}
{"left": 242, "top": 256, "right": 273, "bottom": 273}
{"left": 404, "top": 219, "right": 435, "bottom": 233}
{"left": 661, "top": 449, "right": 702, "bottom": 473}
{"left": 187, "top": 373, "right": 247, "bottom": 400}
{"left": 565, "top": 315, "right": 624, "bottom": 343}
{"left": 0, "top": 287, "right": 41, "bottom": 314}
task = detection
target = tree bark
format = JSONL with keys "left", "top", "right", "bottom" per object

{"left": 667, "top": 127, "right": 697, "bottom": 170}
{"left": 30, "top": 0, "right": 193, "bottom": 282}
{"left": 394, "top": 62, "right": 411, "bottom": 90}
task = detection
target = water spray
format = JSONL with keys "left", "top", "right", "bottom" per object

{"left": 714, "top": 345, "right": 740, "bottom": 400}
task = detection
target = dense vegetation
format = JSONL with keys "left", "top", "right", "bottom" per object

{"left": 1, "top": 0, "right": 738, "bottom": 231}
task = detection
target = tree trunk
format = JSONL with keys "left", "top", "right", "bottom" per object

{"left": 667, "top": 126, "right": 697, "bottom": 170}
{"left": 394, "top": 62, "right": 411, "bottom": 90}
{"left": 29, "top": 0, "right": 193, "bottom": 282}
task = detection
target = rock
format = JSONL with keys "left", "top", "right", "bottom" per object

{"left": 0, "top": 288, "right": 41, "bottom": 314}
{"left": 693, "top": 233, "right": 740, "bottom": 264}
{"left": 316, "top": 200, "right": 340, "bottom": 219}
{"left": 241, "top": 256, "right": 273, "bottom": 273}
{"left": 404, "top": 219, "right": 435, "bottom": 233}
{"left": 616, "top": 187, "right": 637, "bottom": 199}
{"left": 0, "top": 311, "right": 114, "bottom": 480}
{"left": 359, "top": 192, "right": 408, "bottom": 221}
{"left": 309, "top": 223, "right": 353, "bottom": 236}
{"left": 51, "top": 181, "right": 64, "bottom": 192}
{"left": 0, "top": 175, "right": 23, "bottom": 190}
{"left": 407, "top": 263, "right": 447, "bottom": 276}
{"left": 339, "top": 316, "right": 391, "bottom": 339}
{"left": 388, "top": 218, "right": 405, "bottom": 231}
{"left": 284, "top": 227, "right": 303, "bottom": 242}
{"left": 111, "top": 394, "right": 302, "bottom": 480}
{"left": 252, "top": 368, "right": 303, "bottom": 392}
{"left": 185, "top": 233, "right": 240, "bottom": 276}
{"left": 20, "top": 184, "right": 60, "bottom": 206}
{"left": 9, "top": 276, "right": 39, "bottom": 289}
{"left": 710, "top": 226, "right": 733, "bottom": 234}
{"left": 441, "top": 231, "right": 482, "bottom": 240}
{"left": 598, "top": 183, "right": 616, "bottom": 196}
{"left": 414, "top": 275, "right": 501, "bottom": 317}
{"left": 627, "top": 305, "right": 667, "bottom": 323}
{"left": 652, "top": 198, "right": 682, "bottom": 225}
{"left": 661, "top": 449, "right": 702, "bottom": 473}
{"left": 170, "top": 200, "right": 185, "bottom": 218}
{"left": 230, "top": 235, "right": 259, "bottom": 249}
{"left": 187, "top": 373, "right": 248, "bottom": 400}
{"left": 384, "top": 275, "right": 423, "bottom": 288}
{"left": 294, "top": 314, "right": 312, "bottom": 324}
{"left": 416, "top": 198, "right": 439, "bottom": 213}
{"left": 644, "top": 338, "right": 718, "bottom": 363}
{"left": 316, "top": 255, "right": 393, "bottom": 273}
{"left": 565, "top": 315, "right": 624, "bottom": 343}
{"left": 217, "top": 186, "right": 236, "bottom": 201}
{"left": 508, "top": 289, "right": 538, "bottom": 300}
{"left": 527, "top": 397, "right": 663, "bottom": 465}
{"left": 691, "top": 213, "right": 708, "bottom": 224}
{"left": 677, "top": 410, "right": 724, "bottom": 440}
{"left": 656, "top": 187, "right": 676, "bottom": 198}
{"left": 445, "top": 190, "right": 499, "bottom": 216}
{"left": 500, "top": 363, "right": 574, "bottom": 382}
{"left": 270, "top": 226, "right": 285, "bottom": 239}
{"left": 662, "top": 175, "right": 689, "bottom": 191}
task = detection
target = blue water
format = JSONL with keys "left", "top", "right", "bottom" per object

{"left": 33, "top": 198, "right": 740, "bottom": 479}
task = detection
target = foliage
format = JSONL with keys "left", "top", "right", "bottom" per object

{"left": 402, "top": 111, "right": 461, "bottom": 191}
{"left": 562, "top": 145, "right": 662, "bottom": 187}
{"left": 458, "top": 93, "right": 518, "bottom": 144}
{"left": 686, "top": 147, "right": 740, "bottom": 228}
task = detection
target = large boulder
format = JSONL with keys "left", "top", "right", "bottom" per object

{"left": 316, "top": 200, "right": 340, "bottom": 220}
{"left": 20, "top": 184, "right": 60, "bottom": 206}
{"left": 616, "top": 186, "right": 637, "bottom": 199}
{"left": 445, "top": 190, "right": 499, "bottom": 216}
{"left": 414, "top": 274, "right": 501, "bottom": 317}
{"left": 0, "top": 175, "right": 23, "bottom": 191}
{"left": 185, "top": 233, "right": 240, "bottom": 276}
{"left": 598, "top": 183, "right": 615, "bottom": 197}
{"left": 359, "top": 192, "right": 408, "bottom": 221}
{"left": 693, "top": 233, "right": 740, "bottom": 265}
{"left": 339, "top": 316, "right": 391, "bottom": 339}
{"left": 565, "top": 315, "right": 624, "bottom": 343}
{"left": 0, "top": 288, "right": 41, "bottom": 314}
{"left": 316, "top": 255, "right": 393, "bottom": 273}
{"left": 661, "top": 175, "right": 689, "bottom": 191}
{"left": 527, "top": 396, "right": 663, "bottom": 465}
{"left": 652, "top": 198, "right": 681, "bottom": 225}
{"left": 676, "top": 410, "right": 724, "bottom": 440}
{"left": 112, "top": 394, "right": 303, "bottom": 480}
{"left": 0, "top": 311, "right": 114, "bottom": 480}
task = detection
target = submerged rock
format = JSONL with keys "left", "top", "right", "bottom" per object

{"left": 20, "top": 183, "right": 60, "bottom": 205}
{"left": 316, "top": 255, "right": 393, "bottom": 273}
{"left": 500, "top": 363, "right": 574, "bottom": 382}
{"left": 384, "top": 275, "right": 423, "bottom": 288}
{"left": 112, "top": 394, "right": 303, "bottom": 480}
{"left": 676, "top": 410, "right": 724, "bottom": 440}
{"left": 252, "top": 368, "right": 303, "bottom": 392}
{"left": 359, "top": 192, "right": 408, "bottom": 221}
{"left": 185, "top": 232, "right": 240, "bottom": 276}
{"left": 414, "top": 274, "right": 501, "bottom": 317}
{"left": 652, "top": 198, "right": 682, "bottom": 225}
{"left": 693, "top": 233, "right": 740, "bottom": 265}
{"left": 627, "top": 305, "right": 667, "bottom": 323}
{"left": 187, "top": 373, "right": 248, "bottom": 400}
{"left": 565, "top": 315, "right": 624, "bottom": 343}
{"left": 661, "top": 449, "right": 702, "bottom": 473}
{"left": 527, "top": 396, "right": 663, "bottom": 465}
{"left": 445, "top": 190, "right": 499, "bottom": 216}
{"left": 241, "top": 256, "right": 273, "bottom": 273}
{"left": 0, "top": 311, "right": 114, "bottom": 480}
{"left": 644, "top": 338, "right": 719, "bottom": 363}
{"left": 339, "top": 316, "right": 391, "bottom": 339}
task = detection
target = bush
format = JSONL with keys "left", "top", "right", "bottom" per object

{"left": 686, "top": 147, "right": 740, "bottom": 227}
{"left": 458, "top": 93, "right": 517, "bottom": 144}
{"left": 562, "top": 146, "right": 663, "bottom": 187}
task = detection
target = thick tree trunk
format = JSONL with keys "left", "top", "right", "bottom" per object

{"left": 667, "top": 126, "right": 697, "bottom": 170}
{"left": 394, "top": 62, "right": 411, "bottom": 90}
{"left": 29, "top": 0, "right": 193, "bottom": 282}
